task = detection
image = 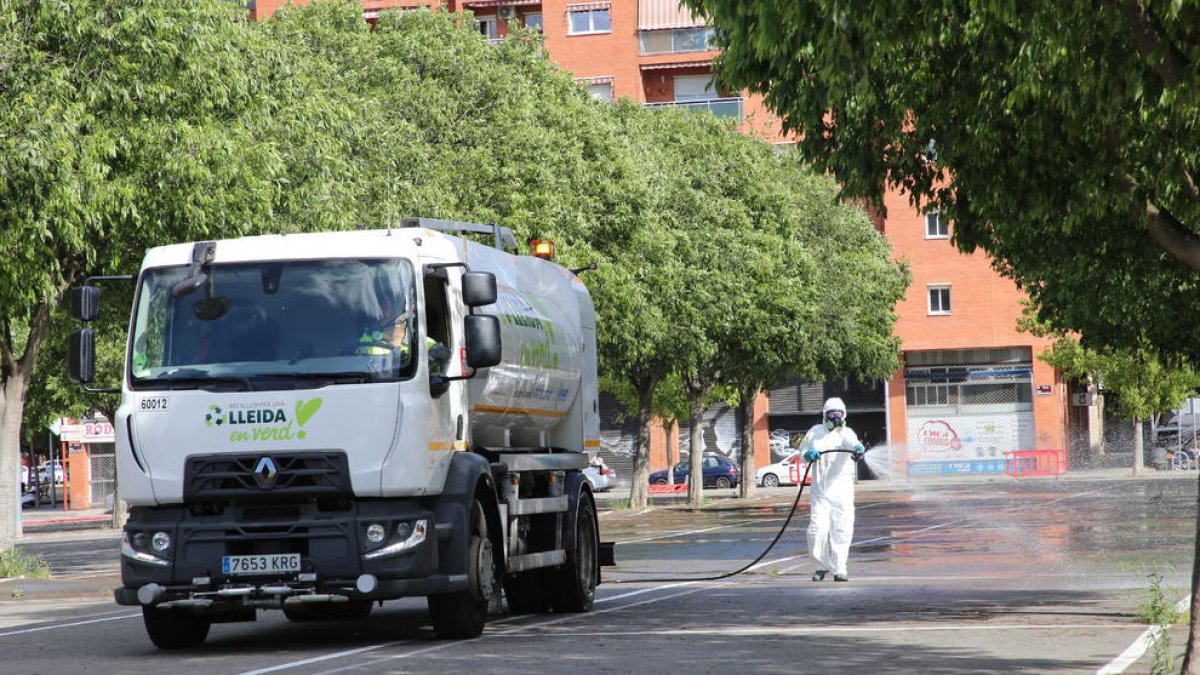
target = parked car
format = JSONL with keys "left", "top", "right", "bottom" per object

{"left": 38, "top": 460, "right": 64, "bottom": 485}
{"left": 583, "top": 459, "right": 618, "bottom": 492}
{"left": 756, "top": 454, "right": 812, "bottom": 488}
{"left": 649, "top": 455, "right": 740, "bottom": 489}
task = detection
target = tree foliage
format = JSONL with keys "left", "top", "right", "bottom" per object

{"left": 686, "top": 0, "right": 1200, "bottom": 362}
{"left": 1020, "top": 305, "right": 1200, "bottom": 423}
{"left": 5, "top": 1, "right": 907, "bottom": 533}
{"left": 0, "top": 0, "right": 331, "bottom": 548}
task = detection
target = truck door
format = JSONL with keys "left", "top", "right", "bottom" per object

{"left": 423, "top": 269, "right": 468, "bottom": 466}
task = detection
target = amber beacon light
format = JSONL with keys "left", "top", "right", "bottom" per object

{"left": 530, "top": 239, "right": 555, "bottom": 260}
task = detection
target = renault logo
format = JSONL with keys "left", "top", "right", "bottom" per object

{"left": 253, "top": 457, "right": 279, "bottom": 488}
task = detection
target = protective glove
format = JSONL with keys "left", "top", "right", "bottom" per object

{"left": 802, "top": 449, "right": 821, "bottom": 463}
{"left": 851, "top": 443, "right": 866, "bottom": 458}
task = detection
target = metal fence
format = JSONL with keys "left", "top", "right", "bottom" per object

{"left": 89, "top": 452, "right": 116, "bottom": 508}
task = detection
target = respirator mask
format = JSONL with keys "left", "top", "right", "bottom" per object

{"left": 824, "top": 410, "right": 845, "bottom": 431}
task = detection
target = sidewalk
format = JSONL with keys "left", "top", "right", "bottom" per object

{"left": 21, "top": 504, "right": 112, "bottom": 530}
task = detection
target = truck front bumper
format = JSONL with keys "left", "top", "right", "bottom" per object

{"left": 115, "top": 501, "right": 467, "bottom": 609}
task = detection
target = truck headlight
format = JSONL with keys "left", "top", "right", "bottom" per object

{"left": 366, "top": 523, "right": 386, "bottom": 544}
{"left": 122, "top": 532, "right": 169, "bottom": 567}
{"left": 363, "top": 519, "right": 428, "bottom": 561}
{"left": 151, "top": 531, "right": 171, "bottom": 553}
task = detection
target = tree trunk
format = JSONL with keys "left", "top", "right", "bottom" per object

{"left": 0, "top": 369, "right": 31, "bottom": 549}
{"left": 1183, "top": 470, "right": 1200, "bottom": 674}
{"left": 0, "top": 299, "right": 56, "bottom": 550}
{"left": 688, "top": 393, "right": 705, "bottom": 507}
{"left": 628, "top": 377, "right": 657, "bottom": 510}
{"left": 738, "top": 385, "right": 757, "bottom": 500}
{"left": 1133, "top": 418, "right": 1144, "bottom": 477}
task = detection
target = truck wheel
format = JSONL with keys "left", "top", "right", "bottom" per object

{"left": 548, "top": 494, "right": 598, "bottom": 613}
{"left": 428, "top": 500, "right": 493, "bottom": 639}
{"left": 503, "top": 571, "right": 551, "bottom": 614}
{"left": 142, "top": 607, "right": 211, "bottom": 649}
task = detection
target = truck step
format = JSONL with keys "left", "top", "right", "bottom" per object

{"left": 509, "top": 496, "right": 568, "bottom": 516}
{"left": 507, "top": 550, "right": 566, "bottom": 572}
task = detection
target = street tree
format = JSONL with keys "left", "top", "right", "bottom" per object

{"left": 1021, "top": 307, "right": 1200, "bottom": 472}
{"left": 0, "top": 0, "right": 346, "bottom": 548}
{"left": 684, "top": 0, "right": 1200, "bottom": 665}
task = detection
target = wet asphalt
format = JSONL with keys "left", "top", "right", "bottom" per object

{"left": 1, "top": 470, "right": 1196, "bottom": 674}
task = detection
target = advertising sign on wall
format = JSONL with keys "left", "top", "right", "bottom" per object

{"left": 906, "top": 413, "right": 1033, "bottom": 475}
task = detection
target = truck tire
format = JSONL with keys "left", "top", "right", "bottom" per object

{"left": 142, "top": 607, "right": 211, "bottom": 649}
{"left": 503, "top": 571, "right": 551, "bottom": 614}
{"left": 428, "top": 500, "right": 493, "bottom": 638}
{"left": 548, "top": 494, "right": 598, "bottom": 613}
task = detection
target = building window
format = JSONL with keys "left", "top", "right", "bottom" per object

{"left": 639, "top": 27, "right": 715, "bottom": 55}
{"left": 476, "top": 17, "right": 497, "bottom": 40}
{"left": 925, "top": 211, "right": 948, "bottom": 238}
{"left": 587, "top": 82, "right": 613, "bottom": 100}
{"left": 568, "top": 6, "right": 611, "bottom": 35}
{"left": 906, "top": 384, "right": 953, "bottom": 407}
{"left": 673, "top": 74, "right": 716, "bottom": 101}
{"left": 928, "top": 285, "right": 951, "bottom": 315}
{"left": 524, "top": 12, "right": 543, "bottom": 32}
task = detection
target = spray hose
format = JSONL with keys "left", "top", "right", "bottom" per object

{"left": 610, "top": 448, "right": 865, "bottom": 584}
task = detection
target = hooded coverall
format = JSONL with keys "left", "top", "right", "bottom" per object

{"left": 801, "top": 400, "right": 862, "bottom": 577}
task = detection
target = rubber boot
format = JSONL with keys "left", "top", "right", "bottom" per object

{"left": 811, "top": 570, "right": 827, "bottom": 582}
{"left": 834, "top": 573, "right": 849, "bottom": 582}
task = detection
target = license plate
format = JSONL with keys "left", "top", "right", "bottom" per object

{"left": 221, "top": 553, "right": 301, "bottom": 576}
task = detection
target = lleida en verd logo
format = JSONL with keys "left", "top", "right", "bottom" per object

{"left": 204, "top": 399, "right": 323, "bottom": 442}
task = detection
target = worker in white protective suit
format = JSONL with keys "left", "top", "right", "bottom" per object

{"left": 801, "top": 397, "right": 866, "bottom": 582}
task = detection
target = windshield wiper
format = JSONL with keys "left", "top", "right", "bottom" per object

{"left": 246, "top": 371, "right": 379, "bottom": 385}
{"left": 143, "top": 375, "right": 256, "bottom": 391}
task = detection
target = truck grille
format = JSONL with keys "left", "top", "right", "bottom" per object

{"left": 184, "top": 452, "right": 351, "bottom": 503}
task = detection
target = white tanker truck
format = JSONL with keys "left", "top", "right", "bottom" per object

{"left": 66, "top": 218, "right": 611, "bottom": 648}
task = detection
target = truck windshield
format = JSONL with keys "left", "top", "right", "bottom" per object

{"left": 129, "top": 258, "right": 417, "bottom": 389}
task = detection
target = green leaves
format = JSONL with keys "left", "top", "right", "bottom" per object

{"left": 687, "top": 0, "right": 1200, "bottom": 362}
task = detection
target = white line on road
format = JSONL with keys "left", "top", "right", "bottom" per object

{"left": 484, "top": 623, "right": 1141, "bottom": 638}
{"left": 0, "top": 612, "right": 138, "bottom": 638}
{"left": 1096, "top": 594, "right": 1191, "bottom": 674}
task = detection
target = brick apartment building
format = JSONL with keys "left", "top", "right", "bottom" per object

{"left": 247, "top": 0, "right": 1073, "bottom": 479}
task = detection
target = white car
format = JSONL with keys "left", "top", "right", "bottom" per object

{"left": 38, "top": 461, "right": 65, "bottom": 485}
{"left": 583, "top": 463, "right": 617, "bottom": 492}
{"left": 755, "top": 455, "right": 811, "bottom": 488}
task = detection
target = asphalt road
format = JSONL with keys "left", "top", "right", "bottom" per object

{"left": 2, "top": 473, "right": 1196, "bottom": 674}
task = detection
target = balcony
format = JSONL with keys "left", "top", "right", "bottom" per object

{"left": 644, "top": 97, "right": 743, "bottom": 122}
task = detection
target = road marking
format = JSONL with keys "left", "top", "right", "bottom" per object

{"left": 488, "top": 623, "right": 1141, "bottom": 638}
{"left": 0, "top": 612, "right": 138, "bottom": 638}
{"left": 1097, "top": 594, "right": 1191, "bottom": 674}
{"left": 241, "top": 556, "right": 804, "bottom": 675}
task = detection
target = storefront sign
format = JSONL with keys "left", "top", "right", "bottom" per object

{"left": 82, "top": 420, "right": 115, "bottom": 443}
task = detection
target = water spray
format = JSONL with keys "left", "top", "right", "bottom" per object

{"left": 611, "top": 447, "right": 870, "bottom": 584}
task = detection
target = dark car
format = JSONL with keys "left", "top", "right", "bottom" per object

{"left": 649, "top": 455, "right": 740, "bottom": 489}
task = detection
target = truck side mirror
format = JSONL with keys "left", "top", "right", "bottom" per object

{"left": 461, "top": 272, "right": 497, "bottom": 307}
{"left": 69, "top": 286, "right": 102, "bottom": 322}
{"left": 464, "top": 315, "right": 501, "bottom": 369}
{"left": 68, "top": 328, "right": 95, "bottom": 384}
